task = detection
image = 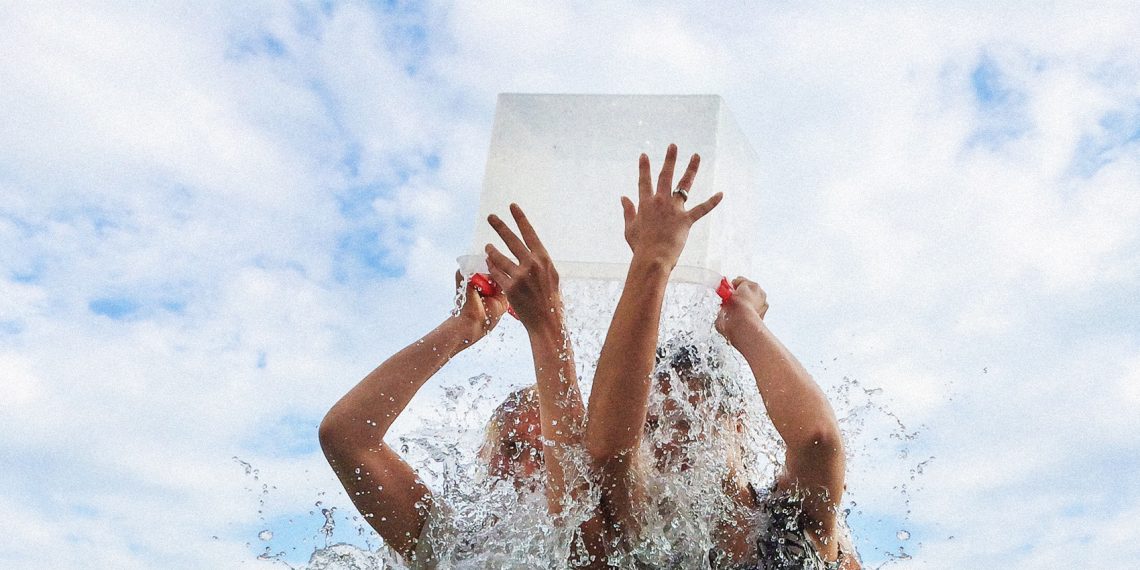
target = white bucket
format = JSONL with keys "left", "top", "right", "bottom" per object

{"left": 462, "top": 94, "right": 759, "bottom": 289}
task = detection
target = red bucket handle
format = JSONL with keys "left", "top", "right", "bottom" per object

{"left": 716, "top": 276, "right": 734, "bottom": 305}
{"left": 468, "top": 273, "right": 517, "bottom": 319}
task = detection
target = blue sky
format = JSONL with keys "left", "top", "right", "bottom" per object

{"left": 2, "top": 1, "right": 1140, "bottom": 568}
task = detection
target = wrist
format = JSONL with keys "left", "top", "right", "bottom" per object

{"left": 524, "top": 308, "right": 565, "bottom": 339}
{"left": 722, "top": 306, "right": 764, "bottom": 345}
{"left": 441, "top": 315, "right": 484, "bottom": 353}
{"left": 526, "top": 312, "right": 568, "bottom": 347}
{"left": 629, "top": 254, "right": 673, "bottom": 280}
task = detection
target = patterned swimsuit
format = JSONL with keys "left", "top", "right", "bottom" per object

{"left": 707, "top": 482, "right": 854, "bottom": 570}
{"left": 751, "top": 487, "right": 844, "bottom": 570}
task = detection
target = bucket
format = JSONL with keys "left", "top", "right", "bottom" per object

{"left": 461, "top": 94, "right": 759, "bottom": 300}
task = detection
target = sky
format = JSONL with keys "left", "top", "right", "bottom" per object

{"left": 2, "top": 1, "right": 1139, "bottom": 568}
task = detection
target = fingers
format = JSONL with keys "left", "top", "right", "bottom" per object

{"left": 674, "top": 153, "right": 700, "bottom": 192}
{"left": 621, "top": 195, "right": 636, "bottom": 227}
{"left": 487, "top": 214, "right": 529, "bottom": 260}
{"left": 509, "top": 203, "right": 548, "bottom": 256}
{"left": 485, "top": 244, "right": 519, "bottom": 278}
{"left": 687, "top": 191, "right": 723, "bottom": 222}
{"left": 487, "top": 262, "right": 512, "bottom": 294}
{"left": 638, "top": 153, "right": 652, "bottom": 201}
{"left": 732, "top": 276, "right": 764, "bottom": 292}
{"left": 656, "top": 144, "right": 678, "bottom": 195}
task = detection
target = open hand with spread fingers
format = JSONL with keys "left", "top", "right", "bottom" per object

{"left": 484, "top": 203, "right": 566, "bottom": 335}
{"left": 620, "top": 143, "right": 723, "bottom": 268}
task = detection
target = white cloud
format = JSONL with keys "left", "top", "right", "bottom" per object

{"left": 0, "top": 353, "right": 43, "bottom": 409}
{"left": 2, "top": 1, "right": 1140, "bottom": 568}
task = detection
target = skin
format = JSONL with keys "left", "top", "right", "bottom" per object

{"left": 583, "top": 144, "right": 722, "bottom": 544}
{"left": 317, "top": 274, "right": 510, "bottom": 561}
{"left": 485, "top": 204, "right": 607, "bottom": 567}
{"left": 716, "top": 278, "right": 859, "bottom": 568}
{"left": 586, "top": 145, "right": 857, "bottom": 567}
{"left": 483, "top": 387, "right": 545, "bottom": 483}
{"left": 485, "top": 204, "right": 586, "bottom": 513}
{"left": 320, "top": 207, "right": 600, "bottom": 566}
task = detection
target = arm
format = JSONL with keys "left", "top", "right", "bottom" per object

{"left": 583, "top": 145, "right": 722, "bottom": 532}
{"left": 716, "top": 278, "right": 846, "bottom": 561}
{"left": 318, "top": 275, "right": 506, "bottom": 560}
{"left": 484, "top": 204, "right": 585, "bottom": 513}
{"left": 485, "top": 205, "right": 608, "bottom": 567}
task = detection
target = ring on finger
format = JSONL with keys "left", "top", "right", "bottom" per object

{"left": 673, "top": 186, "right": 690, "bottom": 201}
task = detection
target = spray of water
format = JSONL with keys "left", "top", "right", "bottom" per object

{"left": 241, "top": 280, "right": 926, "bottom": 568}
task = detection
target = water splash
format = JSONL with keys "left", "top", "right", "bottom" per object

{"left": 241, "top": 280, "right": 926, "bottom": 568}
{"left": 451, "top": 276, "right": 470, "bottom": 318}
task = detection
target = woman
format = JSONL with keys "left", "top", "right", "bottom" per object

{"left": 319, "top": 204, "right": 600, "bottom": 567}
{"left": 584, "top": 144, "right": 860, "bottom": 568}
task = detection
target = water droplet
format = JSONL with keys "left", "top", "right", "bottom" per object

{"left": 258, "top": 530, "right": 273, "bottom": 541}
{"left": 897, "top": 529, "right": 910, "bottom": 541}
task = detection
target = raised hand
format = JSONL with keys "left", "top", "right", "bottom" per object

{"left": 620, "top": 144, "right": 723, "bottom": 267}
{"left": 711, "top": 274, "right": 847, "bottom": 563}
{"left": 452, "top": 269, "right": 509, "bottom": 344}
{"left": 484, "top": 203, "right": 565, "bottom": 334}
{"left": 485, "top": 203, "right": 589, "bottom": 528}
{"left": 715, "top": 277, "right": 768, "bottom": 343}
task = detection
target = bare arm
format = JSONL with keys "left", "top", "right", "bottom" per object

{"left": 716, "top": 278, "right": 846, "bottom": 560}
{"left": 485, "top": 204, "right": 585, "bottom": 513}
{"left": 485, "top": 205, "right": 608, "bottom": 567}
{"left": 583, "top": 145, "right": 722, "bottom": 534}
{"left": 318, "top": 277, "right": 506, "bottom": 560}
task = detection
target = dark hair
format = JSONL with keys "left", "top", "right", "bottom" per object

{"left": 653, "top": 337, "right": 748, "bottom": 421}
{"left": 656, "top": 337, "right": 723, "bottom": 387}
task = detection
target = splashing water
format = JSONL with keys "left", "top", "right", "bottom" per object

{"left": 243, "top": 279, "right": 926, "bottom": 568}
{"left": 451, "top": 276, "right": 470, "bottom": 318}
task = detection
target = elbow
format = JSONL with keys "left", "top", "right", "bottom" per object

{"left": 791, "top": 423, "right": 844, "bottom": 460}
{"left": 317, "top": 413, "right": 337, "bottom": 457}
{"left": 318, "top": 409, "right": 351, "bottom": 459}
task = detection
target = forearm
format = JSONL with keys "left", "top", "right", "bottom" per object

{"left": 320, "top": 317, "right": 471, "bottom": 452}
{"left": 527, "top": 317, "right": 586, "bottom": 512}
{"left": 727, "top": 312, "right": 841, "bottom": 453}
{"left": 584, "top": 256, "right": 671, "bottom": 463}
{"left": 521, "top": 302, "right": 603, "bottom": 556}
{"left": 318, "top": 317, "right": 475, "bottom": 561}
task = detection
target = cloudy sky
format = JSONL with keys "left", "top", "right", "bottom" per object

{"left": 3, "top": 1, "right": 1139, "bottom": 568}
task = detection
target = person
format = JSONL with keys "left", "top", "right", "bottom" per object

{"left": 320, "top": 144, "right": 860, "bottom": 568}
{"left": 317, "top": 271, "right": 511, "bottom": 564}
{"left": 583, "top": 144, "right": 860, "bottom": 569}
{"left": 319, "top": 204, "right": 603, "bottom": 567}
{"left": 479, "top": 385, "right": 546, "bottom": 485}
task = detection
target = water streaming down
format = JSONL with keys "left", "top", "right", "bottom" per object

{"left": 247, "top": 277, "right": 925, "bottom": 569}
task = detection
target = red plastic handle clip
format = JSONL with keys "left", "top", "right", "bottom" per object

{"left": 469, "top": 273, "right": 500, "bottom": 296}
{"left": 468, "top": 273, "right": 517, "bottom": 319}
{"left": 716, "top": 276, "right": 734, "bottom": 305}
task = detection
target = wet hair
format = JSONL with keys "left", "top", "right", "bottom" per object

{"left": 653, "top": 336, "right": 743, "bottom": 419}
{"left": 487, "top": 386, "right": 540, "bottom": 430}
{"left": 479, "top": 386, "right": 544, "bottom": 476}
{"left": 655, "top": 337, "right": 723, "bottom": 392}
